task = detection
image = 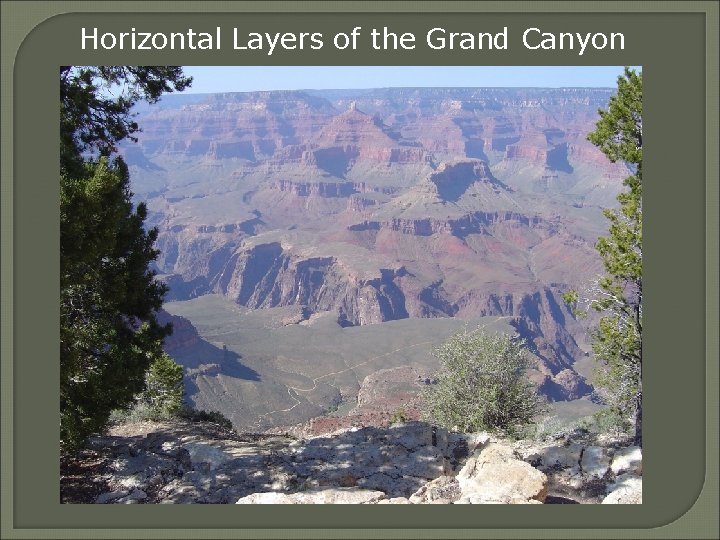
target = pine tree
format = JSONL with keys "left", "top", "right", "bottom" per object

{"left": 60, "top": 66, "right": 192, "bottom": 177}
{"left": 566, "top": 67, "right": 643, "bottom": 446}
{"left": 139, "top": 353, "right": 185, "bottom": 418}
{"left": 60, "top": 66, "right": 191, "bottom": 450}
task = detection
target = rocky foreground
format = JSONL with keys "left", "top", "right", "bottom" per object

{"left": 60, "top": 419, "right": 641, "bottom": 504}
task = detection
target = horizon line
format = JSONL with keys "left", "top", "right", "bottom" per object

{"left": 171, "top": 86, "right": 616, "bottom": 96}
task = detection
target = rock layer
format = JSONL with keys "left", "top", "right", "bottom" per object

{"left": 122, "top": 87, "right": 628, "bottom": 426}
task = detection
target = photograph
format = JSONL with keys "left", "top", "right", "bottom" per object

{"left": 58, "top": 65, "right": 643, "bottom": 505}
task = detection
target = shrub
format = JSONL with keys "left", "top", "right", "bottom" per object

{"left": 422, "top": 329, "right": 546, "bottom": 436}
{"left": 109, "top": 401, "right": 158, "bottom": 425}
{"left": 521, "top": 414, "right": 568, "bottom": 441}
{"left": 591, "top": 408, "right": 633, "bottom": 436}
{"left": 389, "top": 409, "right": 409, "bottom": 425}
{"left": 108, "top": 354, "right": 184, "bottom": 425}
{"left": 108, "top": 355, "right": 237, "bottom": 432}
{"left": 177, "top": 407, "right": 234, "bottom": 431}
{"left": 521, "top": 414, "right": 593, "bottom": 442}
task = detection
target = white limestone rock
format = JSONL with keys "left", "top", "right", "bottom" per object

{"left": 236, "top": 487, "right": 387, "bottom": 504}
{"left": 610, "top": 446, "right": 642, "bottom": 476}
{"left": 116, "top": 489, "right": 148, "bottom": 503}
{"left": 95, "top": 489, "right": 129, "bottom": 504}
{"left": 602, "top": 474, "right": 642, "bottom": 504}
{"left": 409, "top": 476, "right": 461, "bottom": 504}
{"left": 457, "top": 443, "right": 548, "bottom": 504}
{"left": 183, "top": 441, "right": 235, "bottom": 471}
{"left": 375, "top": 497, "right": 411, "bottom": 504}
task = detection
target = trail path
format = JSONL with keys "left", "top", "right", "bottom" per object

{"left": 257, "top": 341, "right": 433, "bottom": 421}
{"left": 256, "top": 316, "right": 513, "bottom": 424}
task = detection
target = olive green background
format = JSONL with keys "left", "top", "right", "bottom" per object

{"left": 1, "top": 1, "right": 718, "bottom": 539}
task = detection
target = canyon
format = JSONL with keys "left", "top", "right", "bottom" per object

{"left": 122, "top": 87, "right": 629, "bottom": 432}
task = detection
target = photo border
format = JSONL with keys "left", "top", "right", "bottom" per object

{"left": 1, "top": 1, "right": 718, "bottom": 538}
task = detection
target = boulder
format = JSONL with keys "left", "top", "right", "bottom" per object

{"left": 382, "top": 422, "right": 435, "bottom": 450}
{"left": 236, "top": 492, "right": 295, "bottom": 504}
{"left": 356, "top": 473, "right": 427, "bottom": 498}
{"left": 392, "top": 445, "right": 447, "bottom": 479}
{"left": 75, "top": 419, "right": 638, "bottom": 505}
{"left": 456, "top": 443, "right": 548, "bottom": 504}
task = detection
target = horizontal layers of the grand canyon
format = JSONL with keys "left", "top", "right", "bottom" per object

{"left": 123, "top": 87, "right": 628, "bottom": 431}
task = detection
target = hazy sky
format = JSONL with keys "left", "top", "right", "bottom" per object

{"left": 180, "top": 66, "right": 630, "bottom": 93}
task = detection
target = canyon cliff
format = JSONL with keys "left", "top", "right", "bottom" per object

{"left": 122, "top": 87, "right": 625, "bottom": 431}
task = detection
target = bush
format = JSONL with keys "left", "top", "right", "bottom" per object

{"left": 521, "top": 414, "right": 592, "bottom": 442}
{"left": 109, "top": 402, "right": 158, "bottom": 425}
{"left": 111, "top": 353, "right": 184, "bottom": 423}
{"left": 108, "top": 353, "right": 236, "bottom": 432}
{"left": 590, "top": 408, "right": 633, "bottom": 436}
{"left": 521, "top": 414, "right": 569, "bottom": 441}
{"left": 389, "top": 409, "right": 409, "bottom": 425}
{"left": 177, "top": 407, "right": 234, "bottom": 431}
{"left": 422, "top": 329, "right": 546, "bottom": 436}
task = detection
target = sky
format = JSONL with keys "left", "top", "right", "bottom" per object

{"left": 180, "top": 66, "right": 630, "bottom": 93}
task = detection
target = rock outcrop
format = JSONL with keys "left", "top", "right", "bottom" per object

{"left": 514, "top": 432, "right": 643, "bottom": 504}
{"left": 236, "top": 488, "right": 387, "bottom": 504}
{"left": 70, "top": 419, "right": 641, "bottom": 505}
{"left": 539, "top": 369, "right": 593, "bottom": 401}
{"left": 602, "top": 473, "right": 643, "bottom": 504}
{"left": 347, "top": 210, "right": 544, "bottom": 238}
{"left": 155, "top": 310, "right": 200, "bottom": 352}
{"left": 427, "top": 160, "right": 511, "bottom": 201}
{"left": 210, "top": 243, "right": 410, "bottom": 326}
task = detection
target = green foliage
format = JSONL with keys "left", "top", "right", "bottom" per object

{"left": 519, "top": 412, "right": 633, "bottom": 443}
{"left": 61, "top": 66, "right": 192, "bottom": 176}
{"left": 521, "top": 414, "right": 572, "bottom": 442}
{"left": 421, "top": 330, "right": 546, "bottom": 436}
{"left": 587, "top": 67, "right": 642, "bottom": 169}
{"left": 568, "top": 67, "right": 643, "bottom": 446}
{"left": 60, "top": 66, "right": 191, "bottom": 451}
{"left": 109, "top": 401, "right": 160, "bottom": 425}
{"left": 177, "top": 407, "right": 234, "bottom": 431}
{"left": 591, "top": 407, "right": 632, "bottom": 436}
{"left": 109, "top": 354, "right": 183, "bottom": 424}
{"left": 561, "top": 290, "right": 586, "bottom": 319}
{"left": 326, "top": 402, "right": 339, "bottom": 414}
{"left": 138, "top": 353, "right": 184, "bottom": 418}
{"left": 389, "top": 409, "right": 409, "bottom": 425}
{"left": 60, "top": 158, "right": 170, "bottom": 448}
